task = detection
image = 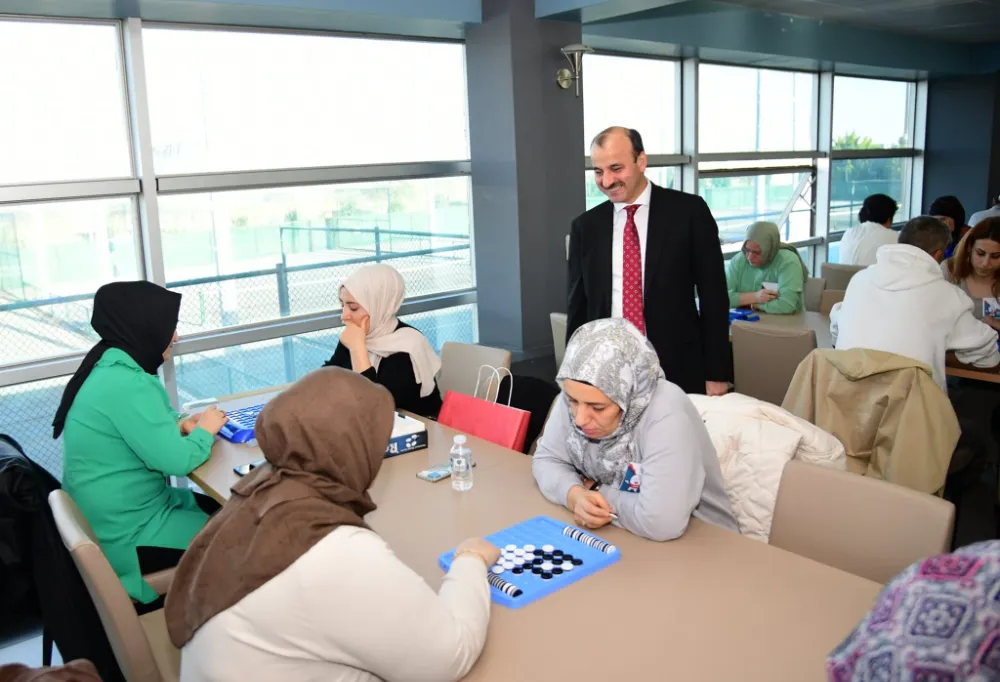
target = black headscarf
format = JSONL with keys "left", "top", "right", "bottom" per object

{"left": 52, "top": 281, "right": 181, "bottom": 438}
{"left": 929, "top": 195, "right": 967, "bottom": 240}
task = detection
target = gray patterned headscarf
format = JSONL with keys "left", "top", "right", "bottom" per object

{"left": 556, "top": 319, "right": 664, "bottom": 488}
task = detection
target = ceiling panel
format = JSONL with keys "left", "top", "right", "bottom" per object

{"left": 718, "top": 0, "right": 1000, "bottom": 42}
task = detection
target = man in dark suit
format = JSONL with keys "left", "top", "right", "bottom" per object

{"left": 567, "top": 127, "right": 730, "bottom": 396}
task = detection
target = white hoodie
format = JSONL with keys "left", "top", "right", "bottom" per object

{"left": 830, "top": 243, "right": 1000, "bottom": 390}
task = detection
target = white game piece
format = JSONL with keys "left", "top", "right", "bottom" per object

{"left": 523, "top": 544, "right": 536, "bottom": 552}
{"left": 491, "top": 565, "right": 505, "bottom": 574}
{"left": 541, "top": 561, "right": 554, "bottom": 571}
{"left": 542, "top": 544, "right": 554, "bottom": 552}
{"left": 561, "top": 561, "right": 573, "bottom": 571}
{"left": 513, "top": 558, "right": 525, "bottom": 566}
{"left": 514, "top": 548, "right": 525, "bottom": 557}
{"left": 504, "top": 544, "right": 517, "bottom": 552}
{"left": 503, "top": 561, "right": 515, "bottom": 570}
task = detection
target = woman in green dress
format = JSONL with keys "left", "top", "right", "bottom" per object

{"left": 53, "top": 281, "right": 230, "bottom": 606}
{"left": 725, "top": 221, "right": 809, "bottom": 315}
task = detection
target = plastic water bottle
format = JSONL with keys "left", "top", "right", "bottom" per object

{"left": 450, "top": 435, "right": 473, "bottom": 491}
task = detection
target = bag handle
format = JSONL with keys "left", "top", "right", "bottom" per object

{"left": 474, "top": 365, "right": 513, "bottom": 405}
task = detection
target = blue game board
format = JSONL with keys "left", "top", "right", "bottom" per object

{"left": 438, "top": 515, "right": 621, "bottom": 609}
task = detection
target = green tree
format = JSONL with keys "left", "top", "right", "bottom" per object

{"left": 831, "top": 131, "right": 903, "bottom": 207}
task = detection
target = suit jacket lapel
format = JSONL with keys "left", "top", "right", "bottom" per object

{"left": 593, "top": 203, "right": 613, "bottom": 317}
{"left": 644, "top": 184, "right": 667, "bottom": 295}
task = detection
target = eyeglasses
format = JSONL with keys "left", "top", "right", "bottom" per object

{"left": 742, "top": 245, "right": 763, "bottom": 257}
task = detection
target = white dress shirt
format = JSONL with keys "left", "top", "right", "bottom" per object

{"left": 970, "top": 205, "right": 1000, "bottom": 227}
{"left": 611, "top": 179, "right": 652, "bottom": 318}
{"left": 837, "top": 221, "right": 899, "bottom": 267}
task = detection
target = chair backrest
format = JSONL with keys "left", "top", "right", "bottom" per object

{"left": 821, "top": 262, "right": 865, "bottom": 291}
{"left": 527, "top": 395, "right": 561, "bottom": 456}
{"left": 804, "top": 277, "right": 827, "bottom": 313}
{"left": 48, "top": 490, "right": 164, "bottom": 682}
{"left": 819, "top": 289, "right": 846, "bottom": 316}
{"left": 731, "top": 322, "right": 817, "bottom": 406}
{"left": 769, "top": 461, "right": 954, "bottom": 584}
{"left": 550, "top": 313, "right": 568, "bottom": 370}
{"left": 439, "top": 342, "right": 512, "bottom": 402}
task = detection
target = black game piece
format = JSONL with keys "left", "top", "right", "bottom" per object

{"left": 541, "top": 572, "right": 552, "bottom": 580}
{"left": 553, "top": 550, "right": 564, "bottom": 557}
{"left": 572, "top": 558, "right": 583, "bottom": 566}
{"left": 532, "top": 557, "right": 543, "bottom": 565}
{"left": 512, "top": 566, "right": 524, "bottom": 574}
{"left": 533, "top": 549, "right": 544, "bottom": 556}
{"left": 562, "top": 554, "right": 573, "bottom": 561}
{"left": 532, "top": 566, "right": 543, "bottom": 574}
{"left": 543, "top": 553, "right": 553, "bottom": 560}
{"left": 552, "top": 567, "right": 564, "bottom": 575}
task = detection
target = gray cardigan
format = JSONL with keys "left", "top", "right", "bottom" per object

{"left": 531, "top": 380, "right": 738, "bottom": 542}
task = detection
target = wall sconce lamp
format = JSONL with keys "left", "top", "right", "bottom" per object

{"left": 556, "top": 43, "right": 593, "bottom": 97}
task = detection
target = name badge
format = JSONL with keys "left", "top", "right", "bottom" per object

{"left": 619, "top": 462, "right": 641, "bottom": 493}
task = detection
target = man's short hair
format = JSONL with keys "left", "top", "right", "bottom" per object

{"left": 858, "top": 193, "right": 899, "bottom": 225}
{"left": 590, "top": 126, "right": 645, "bottom": 161}
{"left": 898, "top": 216, "right": 952, "bottom": 255}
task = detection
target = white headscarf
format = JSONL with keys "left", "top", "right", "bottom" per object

{"left": 341, "top": 264, "right": 442, "bottom": 398}
{"left": 556, "top": 319, "right": 664, "bottom": 488}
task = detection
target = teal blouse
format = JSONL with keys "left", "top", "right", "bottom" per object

{"left": 725, "top": 249, "right": 805, "bottom": 314}
{"left": 62, "top": 348, "right": 215, "bottom": 603}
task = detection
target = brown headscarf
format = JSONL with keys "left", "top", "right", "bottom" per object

{"left": 164, "top": 367, "right": 396, "bottom": 647}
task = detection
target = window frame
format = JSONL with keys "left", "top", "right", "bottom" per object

{"left": 0, "top": 18, "right": 478, "bottom": 402}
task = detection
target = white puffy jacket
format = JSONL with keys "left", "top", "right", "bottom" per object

{"left": 687, "top": 393, "right": 846, "bottom": 542}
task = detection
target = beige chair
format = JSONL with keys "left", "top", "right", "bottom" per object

{"left": 550, "top": 313, "right": 568, "bottom": 370}
{"left": 731, "top": 322, "right": 817, "bottom": 406}
{"left": 770, "top": 461, "right": 954, "bottom": 584}
{"left": 819, "top": 289, "right": 846, "bottom": 315}
{"left": 821, "top": 262, "right": 865, "bottom": 291}
{"left": 527, "top": 395, "right": 561, "bottom": 456}
{"left": 804, "top": 277, "right": 826, "bottom": 313}
{"left": 439, "top": 342, "right": 512, "bottom": 402}
{"left": 49, "top": 490, "right": 180, "bottom": 682}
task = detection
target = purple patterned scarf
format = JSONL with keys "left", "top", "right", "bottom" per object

{"left": 828, "top": 540, "right": 1000, "bottom": 681}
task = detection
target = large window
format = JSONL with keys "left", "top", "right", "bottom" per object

{"left": 0, "top": 21, "right": 131, "bottom": 184}
{"left": 699, "top": 171, "right": 813, "bottom": 253}
{"left": 0, "top": 20, "right": 476, "bottom": 482}
{"left": 143, "top": 28, "right": 470, "bottom": 174}
{"left": 158, "top": 177, "right": 473, "bottom": 332}
{"left": 584, "top": 167, "right": 677, "bottom": 211}
{"left": 0, "top": 197, "right": 139, "bottom": 365}
{"left": 830, "top": 157, "right": 910, "bottom": 233}
{"left": 833, "top": 76, "right": 915, "bottom": 150}
{"left": 699, "top": 64, "right": 816, "bottom": 154}
{"left": 0, "top": 376, "right": 70, "bottom": 478}
{"left": 828, "top": 76, "right": 917, "bottom": 237}
{"left": 175, "top": 305, "right": 476, "bottom": 403}
{"left": 583, "top": 55, "right": 678, "bottom": 154}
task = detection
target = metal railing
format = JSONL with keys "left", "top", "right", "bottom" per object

{"left": 0, "top": 225, "right": 472, "bottom": 315}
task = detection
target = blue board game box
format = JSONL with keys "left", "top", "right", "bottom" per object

{"left": 386, "top": 413, "right": 428, "bottom": 457}
{"left": 729, "top": 308, "right": 760, "bottom": 322}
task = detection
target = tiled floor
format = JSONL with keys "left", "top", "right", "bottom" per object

{"left": 0, "top": 631, "right": 61, "bottom": 668}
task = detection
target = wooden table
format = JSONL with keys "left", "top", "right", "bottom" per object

{"left": 189, "top": 388, "right": 882, "bottom": 681}
{"left": 752, "top": 311, "right": 835, "bottom": 349}
{"left": 946, "top": 355, "right": 1000, "bottom": 384}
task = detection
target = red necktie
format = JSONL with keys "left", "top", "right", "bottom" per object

{"left": 622, "top": 204, "right": 645, "bottom": 335}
